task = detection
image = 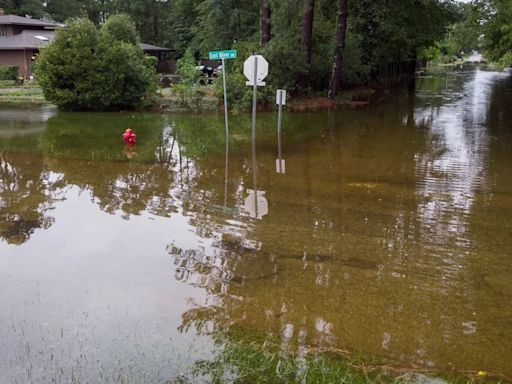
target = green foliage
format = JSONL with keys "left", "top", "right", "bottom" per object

{"left": 0, "top": 66, "right": 19, "bottom": 81}
{"left": 261, "top": 38, "right": 304, "bottom": 93}
{"left": 191, "top": 330, "right": 467, "bottom": 384}
{"left": 0, "top": 0, "right": 44, "bottom": 18}
{"left": 191, "top": 0, "right": 259, "bottom": 57}
{"left": 39, "top": 0, "right": 462, "bottom": 99}
{"left": 172, "top": 51, "right": 208, "bottom": 109}
{"left": 423, "top": 3, "right": 483, "bottom": 65}
{"left": 160, "top": 0, "right": 201, "bottom": 56}
{"left": 209, "top": 41, "right": 272, "bottom": 111}
{"left": 35, "top": 16, "right": 156, "bottom": 111}
{"left": 35, "top": 18, "right": 98, "bottom": 110}
{"left": 176, "top": 51, "right": 201, "bottom": 84}
{"left": 45, "top": 0, "right": 80, "bottom": 22}
{"left": 479, "top": 0, "right": 512, "bottom": 67}
{"left": 350, "top": 0, "right": 458, "bottom": 78}
{"left": 419, "top": 46, "right": 442, "bottom": 63}
{"left": 340, "top": 32, "right": 371, "bottom": 86}
{"left": 100, "top": 13, "right": 139, "bottom": 44}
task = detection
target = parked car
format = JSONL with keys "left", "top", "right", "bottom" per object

{"left": 195, "top": 65, "right": 214, "bottom": 84}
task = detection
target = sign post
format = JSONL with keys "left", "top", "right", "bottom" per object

{"left": 208, "top": 50, "right": 237, "bottom": 60}
{"left": 276, "top": 89, "right": 286, "bottom": 174}
{"left": 243, "top": 54, "right": 269, "bottom": 152}
{"left": 209, "top": 50, "right": 237, "bottom": 155}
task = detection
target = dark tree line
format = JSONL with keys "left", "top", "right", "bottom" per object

{"left": 1, "top": 0, "right": 462, "bottom": 97}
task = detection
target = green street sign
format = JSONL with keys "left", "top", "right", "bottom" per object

{"left": 209, "top": 50, "right": 237, "bottom": 60}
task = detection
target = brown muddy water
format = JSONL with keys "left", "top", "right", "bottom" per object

{"left": 1, "top": 67, "right": 512, "bottom": 382}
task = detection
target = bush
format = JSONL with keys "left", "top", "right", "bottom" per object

{"left": 35, "top": 15, "right": 156, "bottom": 111}
{"left": 0, "top": 66, "right": 19, "bottom": 81}
{"left": 100, "top": 13, "right": 138, "bottom": 45}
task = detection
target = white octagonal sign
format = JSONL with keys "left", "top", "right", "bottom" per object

{"left": 244, "top": 55, "right": 268, "bottom": 86}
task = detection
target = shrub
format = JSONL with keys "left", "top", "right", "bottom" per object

{"left": 35, "top": 15, "right": 156, "bottom": 111}
{"left": 172, "top": 50, "right": 210, "bottom": 110}
{"left": 0, "top": 66, "right": 19, "bottom": 81}
{"left": 100, "top": 13, "right": 138, "bottom": 45}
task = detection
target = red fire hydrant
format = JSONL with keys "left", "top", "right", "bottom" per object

{"left": 122, "top": 128, "right": 137, "bottom": 146}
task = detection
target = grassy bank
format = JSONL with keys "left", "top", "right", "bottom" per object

{"left": 0, "top": 80, "right": 378, "bottom": 112}
{"left": 183, "top": 330, "right": 508, "bottom": 384}
{"left": 0, "top": 81, "right": 47, "bottom": 105}
{"left": 157, "top": 84, "right": 378, "bottom": 113}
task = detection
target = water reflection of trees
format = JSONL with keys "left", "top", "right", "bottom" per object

{"left": 0, "top": 152, "right": 57, "bottom": 245}
{"left": 40, "top": 114, "right": 179, "bottom": 218}
{"left": 167, "top": 99, "right": 449, "bottom": 367}
{"left": 0, "top": 113, "right": 182, "bottom": 244}
{"left": 167, "top": 78, "right": 512, "bottom": 375}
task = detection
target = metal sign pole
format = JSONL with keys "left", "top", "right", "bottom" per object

{"left": 251, "top": 55, "right": 258, "bottom": 146}
{"left": 251, "top": 55, "right": 258, "bottom": 218}
{"left": 222, "top": 57, "right": 229, "bottom": 210}
{"left": 251, "top": 55, "right": 258, "bottom": 217}
{"left": 222, "top": 57, "right": 229, "bottom": 139}
{"left": 277, "top": 91, "right": 283, "bottom": 173}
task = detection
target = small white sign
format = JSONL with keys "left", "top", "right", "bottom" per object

{"left": 276, "top": 89, "right": 286, "bottom": 105}
{"left": 244, "top": 55, "right": 269, "bottom": 86}
{"left": 276, "top": 159, "right": 286, "bottom": 174}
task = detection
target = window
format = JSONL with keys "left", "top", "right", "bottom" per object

{"left": 0, "top": 26, "right": 6, "bottom": 37}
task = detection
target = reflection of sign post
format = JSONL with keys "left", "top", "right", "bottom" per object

{"left": 276, "top": 89, "right": 286, "bottom": 174}
{"left": 244, "top": 189, "right": 268, "bottom": 220}
{"left": 244, "top": 54, "right": 269, "bottom": 147}
{"left": 209, "top": 49, "right": 237, "bottom": 158}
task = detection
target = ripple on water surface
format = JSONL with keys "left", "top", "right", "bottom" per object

{"left": 1, "top": 68, "right": 512, "bottom": 381}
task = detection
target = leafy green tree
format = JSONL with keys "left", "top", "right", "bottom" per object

{"left": 350, "top": 0, "right": 457, "bottom": 79}
{"left": 35, "top": 15, "right": 156, "bottom": 111}
{"left": 100, "top": 12, "right": 139, "bottom": 44}
{"left": 45, "top": 0, "right": 81, "bottom": 22}
{"left": 191, "top": 0, "right": 259, "bottom": 56}
{"left": 160, "top": 0, "right": 201, "bottom": 56}
{"left": 0, "top": 0, "right": 45, "bottom": 18}
{"left": 478, "top": 0, "right": 512, "bottom": 67}
{"left": 35, "top": 18, "right": 98, "bottom": 110}
{"left": 38, "top": 0, "right": 462, "bottom": 100}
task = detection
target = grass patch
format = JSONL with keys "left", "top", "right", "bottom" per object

{"left": 192, "top": 340, "right": 390, "bottom": 383}
{"left": 0, "top": 84, "right": 47, "bottom": 105}
{"left": 186, "top": 329, "right": 507, "bottom": 384}
{"left": 0, "top": 80, "right": 40, "bottom": 88}
{"left": 0, "top": 96, "right": 48, "bottom": 105}
{"left": 0, "top": 91, "right": 43, "bottom": 97}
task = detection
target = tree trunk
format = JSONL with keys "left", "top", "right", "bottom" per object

{"left": 328, "top": 0, "right": 348, "bottom": 99}
{"left": 260, "top": 0, "right": 271, "bottom": 46}
{"left": 152, "top": 1, "right": 159, "bottom": 42}
{"left": 301, "top": 0, "right": 315, "bottom": 66}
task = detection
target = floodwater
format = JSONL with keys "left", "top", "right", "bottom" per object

{"left": 1, "top": 67, "right": 512, "bottom": 382}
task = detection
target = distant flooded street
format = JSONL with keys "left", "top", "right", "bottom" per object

{"left": 1, "top": 67, "right": 512, "bottom": 382}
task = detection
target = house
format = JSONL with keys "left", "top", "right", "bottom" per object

{"left": 0, "top": 8, "right": 174, "bottom": 77}
{"left": 0, "top": 11, "right": 60, "bottom": 77}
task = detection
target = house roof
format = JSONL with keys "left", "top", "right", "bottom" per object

{"left": 0, "top": 15, "right": 61, "bottom": 29}
{"left": 0, "top": 30, "right": 54, "bottom": 50}
{"left": 0, "top": 29, "right": 174, "bottom": 52}
{"left": 139, "top": 43, "right": 174, "bottom": 52}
